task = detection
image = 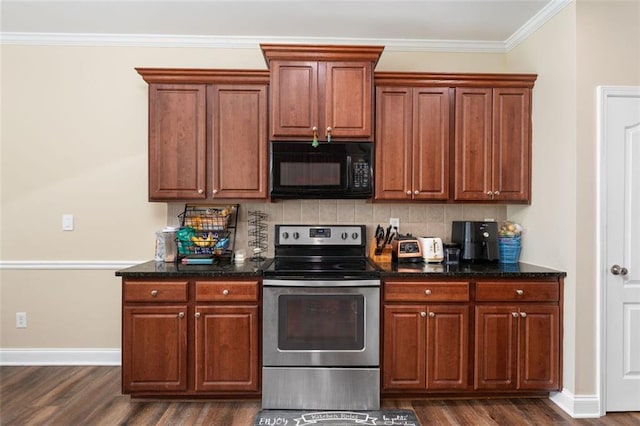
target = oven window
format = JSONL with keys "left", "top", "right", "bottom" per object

{"left": 278, "top": 294, "right": 364, "bottom": 350}
{"left": 280, "top": 162, "right": 341, "bottom": 186}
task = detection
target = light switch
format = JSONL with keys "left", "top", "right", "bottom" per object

{"left": 62, "top": 214, "right": 74, "bottom": 231}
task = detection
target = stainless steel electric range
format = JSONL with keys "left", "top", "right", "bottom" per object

{"left": 261, "top": 224, "right": 381, "bottom": 410}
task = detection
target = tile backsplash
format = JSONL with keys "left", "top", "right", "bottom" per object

{"left": 168, "top": 201, "right": 506, "bottom": 258}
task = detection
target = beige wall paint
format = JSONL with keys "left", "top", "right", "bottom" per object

{"left": 574, "top": 0, "right": 640, "bottom": 395}
{"left": 506, "top": 4, "right": 578, "bottom": 394}
{"left": 0, "top": 44, "right": 506, "bottom": 348}
{"left": 506, "top": 0, "right": 640, "bottom": 397}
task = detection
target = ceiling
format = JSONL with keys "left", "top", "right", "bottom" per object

{"left": 1, "top": 1, "right": 568, "bottom": 51}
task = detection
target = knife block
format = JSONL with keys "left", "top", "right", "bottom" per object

{"left": 369, "top": 242, "right": 392, "bottom": 264}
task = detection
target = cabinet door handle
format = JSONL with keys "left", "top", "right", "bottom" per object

{"left": 414, "top": 190, "right": 419, "bottom": 195}
{"left": 406, "top": 190, "right": 412, "bottom": 196}
{"left": 512, "top": 312, "right": 519, "bottom": 318}
{"left": 424, "top": 289, "right": 432, "bottom": 295}
{"left": 420, "top": 312, "right": 427, "bottom": 318}
{"left": 178, "top": 312, "right": 185, "bottom": 318}
{"left": 487, "top": 191, "right": 494, "bottom": 196}
{"left": 515, "top": 289, "right": 524, "bottom": 296}
{"left": 428, "top": 312, "right": 435, "bottom": 318}
{"left": 212, "top": 189, "right": 218, "bottom": 195}
{"left": 150, "top": 290, "right": 158, "bottom": 297}
{"left": 326, "top": 126, "right": 332, "bottom": 143}
{"left": 222, "top": 289, "right": 229, "bottom": 295}
{"left": 197, "top": 189, "right": 204, "bottom": 194}
{"left": 494, "top": 190, "right": 500, "bottom": 196}
{"left": 520, "top": 312, "right": 527, "bottom": 318}
{"left": 195, "top": 312, "right": 201, "bottom": 318}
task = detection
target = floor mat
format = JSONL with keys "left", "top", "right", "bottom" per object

{"left": 254, "top": 409, "right": 420, "bottom": 426}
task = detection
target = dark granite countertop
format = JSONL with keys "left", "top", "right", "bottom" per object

{"left": 115, "top": 260, "right": 565, "bottom": 280}
{"left": 373, "top": 261, "right": 566, "bottom": 279}
{"left": 115, "top": 259, "right": 270, "bottom": 278}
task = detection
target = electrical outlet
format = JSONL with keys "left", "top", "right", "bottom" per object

{"left": 389, "top": 217, "right": 400, "bottom": 231}
{"left": 16, "top": 312, "right": 27, "bottom": 328}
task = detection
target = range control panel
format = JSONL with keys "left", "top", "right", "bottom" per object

{"left": 277, "top": 225, "right": 363, "bottom": 246}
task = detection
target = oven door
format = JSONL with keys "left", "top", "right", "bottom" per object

{"left": 263, "top": 283, "right": 379, "bottom": 367}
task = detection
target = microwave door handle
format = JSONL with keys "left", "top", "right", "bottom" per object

{"left": 346, "top": 155, "right": 352, "bottom": 190}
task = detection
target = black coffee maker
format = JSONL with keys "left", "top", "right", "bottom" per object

{"left": 451, "top": 221, "right": 500, "bottom": 262}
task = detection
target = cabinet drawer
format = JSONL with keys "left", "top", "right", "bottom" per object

{"left": 476, "top": 281, "right": 559, "bottom": 302}
{"left": 195, "top": 280, "right": 259, "bottom": 302}
{"left": 384, "top": 281, "right": 470, "bottom": 302}
{"left": 123, "top": 281, "right": 188, "bottom": 302}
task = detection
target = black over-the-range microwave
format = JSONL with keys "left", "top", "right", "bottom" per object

{"left": 270, "top": 142, "right": 373, "bottom": 199}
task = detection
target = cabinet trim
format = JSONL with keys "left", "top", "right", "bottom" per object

{"left": 261, "top": 44, "right": 384, "bottom": 65}
{"left": 136, "top": 68, "right": 270, "bottom": 85}
{"left": 375, "top": 72, "right": 537, "bottom": 88}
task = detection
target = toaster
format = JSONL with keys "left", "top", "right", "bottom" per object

{"left": 391, "top": 235, "right": 423, "bottom": 262}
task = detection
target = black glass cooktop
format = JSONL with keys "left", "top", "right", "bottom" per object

{"left": 262, "top": 257, "right": 381, "bottom": 279}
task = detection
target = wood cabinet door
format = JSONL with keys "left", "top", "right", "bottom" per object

{"left": 194, "top": 305, "right": 260, "bottom": 392}
{"left": 122, "top": 305, "right": 188, "bottom": 393}
{"left": 375, "top": 87, "right": 413, "bottom": 200}
{"left": 474, "top": 305, "right": 518, "bottom": 390}
{"left": 426, "top": 305, "right": 470, "bottom": 389}
{"left": 148, "top": 84, "right": 207, "bottom": 200}
{"left": 270, "top": 61, "right": 318, "bottom": 138}
{"left": 492, "top": 88, "right": 531, "bottom": 202}
{"left": 209, "top": 85, "right": 268, "bottom": 199}
{"left": 324, "top": 61, "right": 373, "bottom": 139}
{"left": 517, "top": 305, "right": 560, "bottom": 390}
{"left": 412, "top": 87, "right": 452, "bottom": 200}
{"left": 383, "top": 304, "right": 426, "bottom": 390}
{"left": 454, "top": 88, "right": 493, "bottom": 201}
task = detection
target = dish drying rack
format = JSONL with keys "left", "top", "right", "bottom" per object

{"left": 176, "top": 204, "right": 238, "bottom": 264}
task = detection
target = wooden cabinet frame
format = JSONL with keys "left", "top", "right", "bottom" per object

{"left": 137, "top": 69, "right": 269, "bottom": 201}
{"left": 121, "top": 278, "right": 261, "bottom": 397}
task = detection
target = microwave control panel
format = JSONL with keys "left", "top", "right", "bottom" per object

{"left": 352, "top": 160, "right": 370, "bottom": 189}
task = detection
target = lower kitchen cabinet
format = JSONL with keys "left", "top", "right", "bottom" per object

{"left": 121, "top": 278, "right": 260, "bottom": 397}
{"left": 122, "top": 305, "right": 188, "bottom": 393}
{"left": 381, "top": 277, "right": 563, "bottom": 396}
{"left": 382, "top": 281, "right": 471, "bottom": 392}
{"left": 194, "top": 305, "right": 260, "bottom": 392}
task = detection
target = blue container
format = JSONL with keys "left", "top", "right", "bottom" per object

{"left": 498, "top": 236, "right": 521, "bottom": 263}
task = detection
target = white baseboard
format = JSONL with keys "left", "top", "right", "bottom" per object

{"left": 550, "top": 389, "right": 602, "bottom": 418}
{"left": 0, "top": 348, "right": 121, "bottom": 366}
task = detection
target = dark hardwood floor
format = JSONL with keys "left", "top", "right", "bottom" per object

{"left": 1, "top": 366, "right": 638, "bottom": 425}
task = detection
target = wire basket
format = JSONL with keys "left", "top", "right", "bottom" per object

{"left": 176, "top": 205, "right": 237, "bottom": 261}
{"left": 498, "top": 235, "right": 521, "bottom": 263}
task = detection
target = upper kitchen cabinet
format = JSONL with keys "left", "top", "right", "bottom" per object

{"left": 261, "top": 44, "right": 383, "bottom": 142}
{"left": 374, "top": 76, "right": 452, "bottom": 201}
{"left": 148, "top": 84, "right": 207, "bottom": 200}
{"left": 137, "top": 69, "right": 270, "bottom": 201}
{"left": 454, "top": 78, "right": 536, "bottom": 203}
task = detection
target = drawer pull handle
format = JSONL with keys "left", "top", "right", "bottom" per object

{"left": 178, "top": 312, "right": 185, "bottom": 318}
{"left": 520, "top": 312, "right": 527, "bottom": 318}
{"left": 222, "top": 289, "right": 229, "bottom": 295}
{"left": 512, "top": 312, "right": 519, "bottom": 318}
{"left": 195, "top": 312, "right": 201, "bottom": 319}
{"left": 424, "top": 289, "right": 432, "bottom": 295}
{"left": 515, "top": 289, "right": 524, "bottom": 296}
{"left": 150, "top": 290, "right": 158, "bottom": 297}
{"left": 428, "top": 312, "right": 435, "bottom": 318}
{"left": 420, "top": 312, "right": 427, "bottom": 318}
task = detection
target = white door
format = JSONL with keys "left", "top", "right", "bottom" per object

{"left": 601, "top": 86, "right": 640, "bottom": 412}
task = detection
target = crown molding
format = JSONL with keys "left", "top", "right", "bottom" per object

{"left": 0, "top": 1, "right": 572, "bottom": 54}
{"left": 505, "top": 0, "right": 573, "bottom": 51}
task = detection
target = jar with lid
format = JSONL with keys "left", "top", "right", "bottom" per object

{"left": 155, "top": 227, "right": 178, "bottom": 262}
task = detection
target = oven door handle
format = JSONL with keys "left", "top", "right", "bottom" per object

{"left": 263, "top": 279, "right": 380, "bottom": 287}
